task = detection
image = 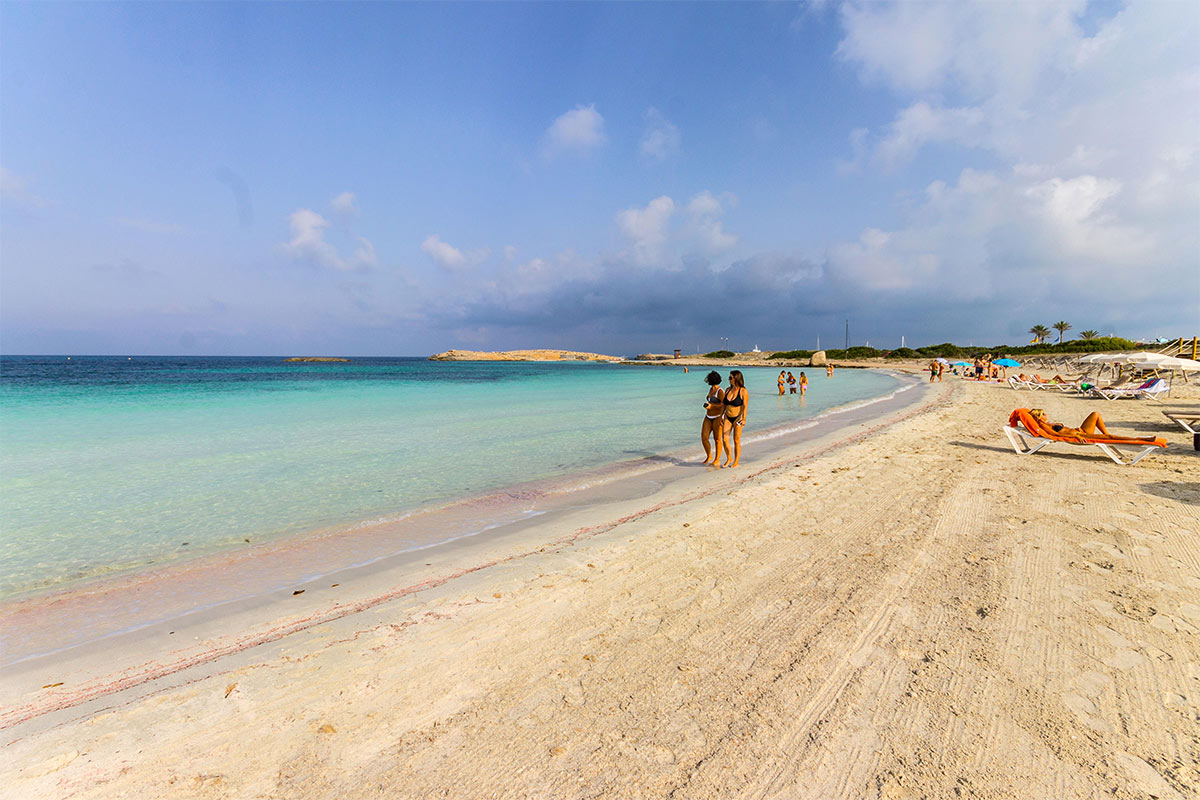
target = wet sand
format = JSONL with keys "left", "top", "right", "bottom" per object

{"left": 3, "top": 378, "right": 1198, "bottom": 799}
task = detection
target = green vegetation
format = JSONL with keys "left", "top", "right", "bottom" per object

{"left": 766, "top": 349, "right": 813, "bottom": 360}
{"left": 704, "top": 350, "right": 735, "bottom": 358}
{"left": 1029, "top": 324, "right": 1051, "bottom": 344}
{"left": 1003, "top": 336, "right": 1137, "bottom": 355}
{"left": 764, "top": 337, "right": 1139, "bottom": 361}
{"left": 1080, "top": 329, "right": 1099, "bottom": 340}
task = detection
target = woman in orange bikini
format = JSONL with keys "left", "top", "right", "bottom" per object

{"left": 701, "top": 371, "right": 725, "bottom": 465}
{"left": 721, "top": 370, "right": 748, "bottom": 468}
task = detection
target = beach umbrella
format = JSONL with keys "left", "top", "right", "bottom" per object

{"left": 1079, "top": 352, "right": 1135, "bottom": 365}
{"left": 953, "top": 361, "right": 971, "bottom": 366}
{"left": 1160, "top": 356, "right": 1200, "bottom": 371}
{"left": 935, "top": 357, "right": 950, "bottom": 364}
{"left": 1125, "top": 352, "right": 1174, "bottom": 366}
{"left": 993, "top": 358, "right": 1020, "bottom": 367}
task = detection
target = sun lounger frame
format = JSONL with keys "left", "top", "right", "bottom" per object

{"left": 1088, "top": 378, "right": 1170, "bottom": 402}
{"left": 1163, "top": 412, "right": 1200, "bottom": 434}
{"left": 1002, "top": 426, "right": 1162, "bottom": 466}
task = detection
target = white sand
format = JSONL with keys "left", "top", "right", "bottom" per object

{"left": 3, "top": 379, "right": 1198, "bottom": 799}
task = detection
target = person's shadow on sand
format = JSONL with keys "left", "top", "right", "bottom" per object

{"left": 1138, "top": 481, "right": 1200, "bottom": 506}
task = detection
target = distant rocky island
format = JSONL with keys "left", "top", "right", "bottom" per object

{"left": 284, "top": 357, "right": 350, "bottom": 362}
{"left": 429, "top": 349, "right": 622, "bottom": 362}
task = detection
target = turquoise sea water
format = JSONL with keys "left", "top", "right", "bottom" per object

{"left": 0, "top": 357, "right": 903, "bottom": 599}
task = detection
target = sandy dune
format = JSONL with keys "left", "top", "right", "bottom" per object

{"left": 4, "top": 380, "right": 1198, "bottom": 799}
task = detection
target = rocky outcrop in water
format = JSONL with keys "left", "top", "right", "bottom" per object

{"left": 284, "top": 357, "right": 350, "bottom": 362}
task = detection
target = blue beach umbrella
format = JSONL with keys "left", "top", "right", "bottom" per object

{"left": 952, "top": 361, "right": 971, "bottom": 366}
{"left": 993, "top": 358, "right": 1021, "bottom": 367}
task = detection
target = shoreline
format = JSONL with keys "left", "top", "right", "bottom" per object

{"left": 1, "top": 375, "right": 939, "bottom": 738}
{"left": 0, "top": 372, "right": 923, "bottom": 672}
{"left": 5, "top": 378, "right": 1197, "bottom": 798}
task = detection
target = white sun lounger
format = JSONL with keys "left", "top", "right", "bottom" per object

{"left": 1002, "top": 426, "right": 1165, "bottom": 465}
{"left": 1164, "top": 412, "right": 1200, "bottom": 450}
{"left": 1089, "top": 378, "right": 1170, "bottom": 401}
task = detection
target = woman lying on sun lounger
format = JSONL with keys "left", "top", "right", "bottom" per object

{"left": 1027, "top": 408, "right": 1109, "bottom": 440}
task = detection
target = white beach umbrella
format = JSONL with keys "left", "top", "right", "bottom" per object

{"left": 1160, "top": 356, "right": 1200, "bottom": 371}
{"left": 1124, "top": 352, "right": 1175, "bottom": 367}
{"left": 1078, "top": 352, "right": 1132, "bottom": 364}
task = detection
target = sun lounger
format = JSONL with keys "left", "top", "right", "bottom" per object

{"left": 1089, "top": 378, "right": 1170, "bottom": 401}
{"left": 1164, "top": 411, "right": 1200, "bottom": 450}
{"left": 1005, "top": 408, "right": 1167, "bottom": 465}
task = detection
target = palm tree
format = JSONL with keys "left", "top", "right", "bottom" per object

{"left": 1052, "top": 320, "right": 1072, "bottom": 344}
{"left": 1080, "top": 329, "right": 1099, "bottom": 340}
{"left": 1029, "top": 324, "right": 1050, "bottom": 344}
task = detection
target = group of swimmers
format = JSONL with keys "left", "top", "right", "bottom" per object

{"left": 776, "top": 370, "right": 809, "bottom": 396}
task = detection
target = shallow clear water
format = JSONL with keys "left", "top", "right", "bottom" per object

{"left": 0, "top": 356, "right": 901, "bottom": 598}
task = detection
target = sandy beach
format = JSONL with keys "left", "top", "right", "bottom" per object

{"left": 3, "top": 376, "right": 1198, "bottom": 799}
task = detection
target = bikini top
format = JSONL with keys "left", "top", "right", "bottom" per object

{"left": 724, "top": 388, "right": 744, "bottom": 407}
{"left": 707, "top": 387, "right": 724, "bottom": 402}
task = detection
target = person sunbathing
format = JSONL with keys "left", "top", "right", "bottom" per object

{"left": 1027, "top": 408, "right": 1110, "bottom": 441}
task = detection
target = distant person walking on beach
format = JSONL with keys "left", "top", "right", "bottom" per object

{"left": 701, "top": 371, "right": 725, "bottom": 466}
{"left": 973, "top": 357, "right": 984, "bottom": 379}
{"left": 721, "top": 370, "right": 748, "bottom": 468}
{"left": 787, "top": 371, "right": 797, "bottom": 394}
{"left": 929, "top": 361, "right": 939, "bottom": 382}
{"left": 777, "top": 371, "right": 786, "bottom": 396}
{"left": 937, "top": 361, "right": 945, "bottom": 382}
{"left": 799, "top": 371, "right": 808, "bottom": 396}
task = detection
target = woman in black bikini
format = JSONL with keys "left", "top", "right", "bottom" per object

{"left": 701, "top": 371, "right": 724, "bottom": 466}
{"left": 721, "top": 370, "right": 748, "bottom": 467}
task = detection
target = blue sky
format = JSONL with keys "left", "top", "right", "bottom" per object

{"left": 2, "top": 1, "right": 1196, "bottom": 356}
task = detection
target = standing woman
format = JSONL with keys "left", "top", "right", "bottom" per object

{"left": 701, "top": 371, "right": 725, "bottom": 466}
{"left": 777, "top": 371, "right": 786, "bottom": 396}
{"left": 722, "top": 370, "right": 749, "bottom": 468}
{"left": 799, "top": 371, "right": 808, "bottom": 396}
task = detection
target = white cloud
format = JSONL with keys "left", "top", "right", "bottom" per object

{"left": 543, "top": 104, "right": 606, "bottom": 157}
{"left": 827, "top": 1, "right": 1197, "bottom": 310}
{"left": 639, "top": 108, "right": 681, "bottom": 161}
{"left": 875, "top": 102, "right": 985, "bottom": 169}
{"left": 353, "top": 236, "right": 378, "bottom": 268}
{"left": 282, "top": 208, "right": 375, "bottom": 271}
{"left": 284, "top": 209, "right": 344, "bottom": 269}
{"left": 684, "top": 191, "right": 738, "bottom": 253}
{"left": 0, "top": 166, "right": 46, "bottom": 208}
{"left": 836, "top": 1, "right": 1085, "bottom": 101}
{"left": 421, "top": 235, "right": 466, "bottom": 270}
{"left": 421, "top": 235, "right": 488, "bottom": 271}
{"left": 616, "top": 196, "right": 675, "bottom": 264}
{"left": 504, "top": 245, "right": 518, "bottom": 262}
{"left": 330, "top": 191, "right": 358, "bottom": 219}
